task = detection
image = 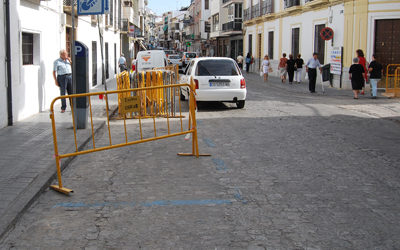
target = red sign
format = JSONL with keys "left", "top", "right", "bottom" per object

{"left": 320, "top": 27, "right": 334, "bottom": 41}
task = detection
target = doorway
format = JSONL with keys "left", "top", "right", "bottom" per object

{"left": 375, "top": 19, "right": 400, "bottom": 71}
{"left": 105, "top": 42, "right": 109, "bottom": 79}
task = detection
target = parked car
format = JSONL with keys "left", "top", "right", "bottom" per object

{"left": 181, "top": 52, "right": 198, "bottom": 67}
{"left": 179, "top": 57, "right": 246, "bottom": 109}
{"left": 163, "top": 49, "right": 175, "bottom": 57}
{"left": 135, "top": 50, "right": 168, "bottom": 73}
{"left": 167, "top": 54, "right": 183, "bottom": 67}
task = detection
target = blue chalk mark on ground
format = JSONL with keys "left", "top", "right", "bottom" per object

{"left": 203, "top": 138, "right": 216, "bottom": 148}
{"left": 212, "top": 158, "right": 227, "bottom": 170}
{"left": 53, "top": 199, "right": 232, "bottom": 208}
{"left": 234, "top": 188, "right": 248, "bottom": 204}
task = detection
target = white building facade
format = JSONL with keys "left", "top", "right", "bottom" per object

{"left": 244, "top": 0, "right": 400, "bottom": 89}
{"left": 0, "top": 0, "right": 121, "bottom": 128}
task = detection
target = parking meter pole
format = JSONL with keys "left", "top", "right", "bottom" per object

{"left": 71, "top": 0, "right": 77, "bottom": 125}
{"left": 74, "top": 41, "right": 89, "bottom": 129}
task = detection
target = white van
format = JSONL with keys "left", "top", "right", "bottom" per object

{"left": 136, "top": 50, "right": 168, "bottom": 72}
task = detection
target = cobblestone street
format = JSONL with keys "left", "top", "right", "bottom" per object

{"left": 1, "top": 74, "right": 400, "bottom": 249}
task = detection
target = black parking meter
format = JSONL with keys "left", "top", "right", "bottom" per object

{"left": 74, "top": 41, "right": 89, "bottom": 129}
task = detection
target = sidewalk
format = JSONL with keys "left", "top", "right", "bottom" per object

{"left": 244, "top": 72, "right": 400, "bottom": 122}
{"left": 0, "top": 79, "right": 118, "bottom": 239}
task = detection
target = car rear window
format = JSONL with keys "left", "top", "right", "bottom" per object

{"left": 196, "top": 60, "right": 239, "bottom": 76}
{"left": 169, "top": 55, "right": 181, "bottom": 59}
{"left": 186, "top": 53, "right": 197, "bottom": 58}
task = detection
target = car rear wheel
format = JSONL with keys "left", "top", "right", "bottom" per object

{"left": 236, "top": 100, "right": 245, "bottom": 109}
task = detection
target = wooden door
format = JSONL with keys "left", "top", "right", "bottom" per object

{"left": 375, "top": 19, "right": 400, "bottom": 72}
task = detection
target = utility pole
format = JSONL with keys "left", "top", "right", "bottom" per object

{"left": 71, "top": 0, "right": 76, "bottom": 95}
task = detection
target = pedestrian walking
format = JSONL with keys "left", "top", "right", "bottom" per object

{"left": 53, "top": 49, "right": 72, "bottom": 113}
{"left": 119, "top": 53, "right": 127, "bottom": 72}
{"left": 237, "top": 54, "right": 244, "bottom": 70}
{"left": 245, "top": 53, "right": 252, "bottom": 73}
{"left": 287, "top": 54, "right": 296, "bottom": 84}
{"left": 295, "top": 54, "right": 304, "bottom": 83}
{"left": 368, "top": 54, "right": 383, "bottom": 99}
{"left": 278, "top": 53, "right": 288, "bottom": 83}
{"left": 356, "top": 49, "right": 368, "bottom": 95}
{"left": 349, "top": 57, "right": 365, "bottom": 99}
{"left": 262, "top": 55, "right": 270, "bottom": 82}
{"left": 305, "top": 53, "right": 322, "bottom": 93}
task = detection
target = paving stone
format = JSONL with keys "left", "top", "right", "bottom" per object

{"left": 1, "top": 74, "right": 400, "bottom": 248}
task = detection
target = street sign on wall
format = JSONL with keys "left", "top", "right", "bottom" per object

{"left": 330, "top": 47, "right": 342, "bottom": 75}
{"left": 77, "top": 0, "right": 105, "bottom": 15}
{"left": 320, "top": 27, "right": 334, "bottom": 41}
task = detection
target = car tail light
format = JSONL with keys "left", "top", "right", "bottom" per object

{"left": 194, "top": 79, "right": 199, "bottom": 89}
{"left": 240, "top": 78, "right": 246, "bottom": 89}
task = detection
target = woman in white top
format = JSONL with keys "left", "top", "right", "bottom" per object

{"left": 262, "top": 55, "right": 270, "bottom": 82}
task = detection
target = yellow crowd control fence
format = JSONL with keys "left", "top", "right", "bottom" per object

{"left": 49, "top": 79, "right": 209, "bottom": 195}
{"left": 384, "top": 64, "right": 400, "bottom": 97}
{"left": 117, "top": 66, "right": 180, "bottom": 118}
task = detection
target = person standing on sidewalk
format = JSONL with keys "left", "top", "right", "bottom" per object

{"left": 295, "top": 54, "right": 304, "bottom": 84}
{"left": 287, "top": 54, "right": 296, "bottom": 84}
{"left": 278, "top": 53, "right": 288, "bottom": 83}
{"left": 262, "top": 55, "right": 270, "bottom": 82}
{"left": 237, "top": 54, "right": 244, "bottom": 70}
{"left": 245, "top": 53, "right": 252, "bottom": 73}
{"left": 368, "top": 54, "right": 383, "bottom": 99}
{"left": 53, "top": 49, "right": 72, "bottom": 113}
{"left": 349, "top": 57, "right": 365, "bottom": 99}
{"left": 119, "top": 53, "right": 127, "bottom": 72}
{"left": 356, "top": 49, "right": 368, "bottom": 95}
{"left": 305, "top": 53, "right": 322, "bottom": 93}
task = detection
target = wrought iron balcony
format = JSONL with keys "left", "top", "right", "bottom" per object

{"left": 119, "top": 18, "right": 129, "bottom": 32}
{"left": 243, "top": 8, "right": 251, "bottom": 21}
{"left": 222, "top": 21, "right": 242, "bottom": 32}
{"left": 261, "top": 0, "right": 273, "bottom": 15}
{"left": 251, "top": 3, "right": 260, "bottom": 18}
{"left": 284, "top": 0, "right": 300, "bottom": 8}
{"left": 244, "top": 0, "right": 273, "bottom": 21}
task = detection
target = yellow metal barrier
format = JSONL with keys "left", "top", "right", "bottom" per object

{"left": 49, "top": 81, "right": 209, "bottom": 195}
{"left": 129, "top": 68, "right": 181, "bottom": 119}
{"left": 384, "top": 64, "right": 400, "bottom": 97}
{"left": 117, "top": 71, "right": 132, "bottom": 117}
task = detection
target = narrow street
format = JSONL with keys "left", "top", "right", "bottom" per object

{"left": 1, "top": 74, "right": 400, "bottom": 249}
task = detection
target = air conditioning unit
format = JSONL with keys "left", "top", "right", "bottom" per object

{"left": 228, "top": 14, "right": 234, "bottom": 22}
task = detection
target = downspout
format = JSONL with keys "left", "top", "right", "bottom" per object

{"left": 5, "top": 0, "right": 13, "bottom": 126}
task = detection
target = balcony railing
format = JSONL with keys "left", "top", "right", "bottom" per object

{"left": 243, "top": 0, "right": 273, "bottom": 21}
{"left": 284, "top": 0, "right": 300, "bottom": 8}
{"left": 261, "top": 0, "right": 273, "bottom": 15}
{"left": 244, "top": 8, "right": 251, "bottom": 21}
{"left": 119, "top": 18, "right": 129, "bottom": 32}
{"left": 251, "top": 3, "right": 260, "bottom": 18}
{"left": 222, "top": 21, "right": 242, "bottom": 32}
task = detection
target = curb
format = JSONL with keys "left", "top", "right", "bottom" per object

{"left": 0, "top": 107, "right": 118, "bottom": 241}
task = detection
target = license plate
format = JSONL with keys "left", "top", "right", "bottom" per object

{"left": 209, "top": 81, "right": 230, "bottom": 87}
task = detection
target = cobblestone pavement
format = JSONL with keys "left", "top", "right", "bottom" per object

{"left": 0, "top": 79, "right": 118, "bottom": 239}
{"left": 1, "top": 74, "right": 400, "bottom": 249}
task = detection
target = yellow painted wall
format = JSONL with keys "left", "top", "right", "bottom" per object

{"left": 343, "top": 0, "right": 368, "bottom": 67}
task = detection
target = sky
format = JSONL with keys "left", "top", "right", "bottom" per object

{"left": 147, "top": 0, "right": 191, "bottom": 16}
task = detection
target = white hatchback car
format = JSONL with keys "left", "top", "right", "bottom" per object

{"left": 180, "top": 57, "right": 246, "bottom": 108}
{"left": 167, "top": 54, "right": 182, "bottom": 67}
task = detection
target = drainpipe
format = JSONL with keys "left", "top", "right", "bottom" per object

{"left": 5, "top": 0, "right": 13, "bottom": 126}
